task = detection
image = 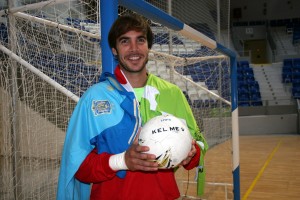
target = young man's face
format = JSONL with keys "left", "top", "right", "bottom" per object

{"left": 112, "top": 30, "right": 149, "bottom": 73}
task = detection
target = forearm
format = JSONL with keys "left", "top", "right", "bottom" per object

{"left": 183, "top": 144, "right": 201, "bottom": 170}
{"left": 75, "top": 148, "right": 117, "bottom": 183}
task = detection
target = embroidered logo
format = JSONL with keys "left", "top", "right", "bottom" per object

{"left": 92, "top": 100, "right": 111, "bottom": 116}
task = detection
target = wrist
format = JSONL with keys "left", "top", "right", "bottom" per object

{"left": 109, "top": 152, "right": 128, "bottom": 171}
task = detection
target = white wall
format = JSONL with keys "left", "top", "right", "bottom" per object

{"left": 239, "top": 114, "right": 298, "bottom": 135}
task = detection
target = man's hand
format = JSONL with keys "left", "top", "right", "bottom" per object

{"left": 124, "top": 129, "right": 159, "bottom": 171}
{"left": 180, "top": 139, "right": 197, "bottom": 166}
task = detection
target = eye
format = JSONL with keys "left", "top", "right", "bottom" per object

{"left": 137, "top": 37, "right": 146, "bottom": 44}
{"left": 119, "top": 38, "right": 129, "bottom": 45}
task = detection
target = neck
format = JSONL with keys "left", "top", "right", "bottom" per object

{"left": 121, "top": 69, "right": 148, "bottom": 88}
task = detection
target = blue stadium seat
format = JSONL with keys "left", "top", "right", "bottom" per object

{"left": 251, "top": 101, "right": 263, "bottom": 106}
{"left": 282, "top": 71, "right": 292, "bottom": 83}
{"left": 191, "top": 99, "right": 216, "bottom": 108}
{"left": 238, "top": 85, "right": 249, "bottom": 94}
{"left": 293, "top": 27, "right": 300, "bottom": 44}
{"left": 293, "top": 58, "right": 300, "bottom": 69}
{"left": 282, "top": 65, "right": 292, "bottom": 74}
{"left": 245, "top": 74, "right": 255, "bottom": 82}
{"left": 192, "top": 100, "right": 202, "bottom": 108}
{"left": 243, "top": 67, "right": 254, "bottom": 75}
{"left": 237, "top": 74, "right": 244, "bottom": 81}
{"left": 237, "top": 67, "right": 244, "bottom": 74}
{"left": 239, "top": 60, "right": 250, "bottom": 68}
{"left": 238, "top": 101, "right": 250, "bottom": 107}
{"left": 292, "top": 86, "right": 300, "bottom": 98}
{"left": 250, "top": 91, "right": 261, "bottom": 98}
{"left": 205, "top": 81, "right": 217, "bottom": 90}
{"left": 0, "top": 23, "right": 8, "bottom": 43}
{"left": 283, "top": 58, "right": 293, "bottom": 68}
{"left": 292, "top": 72, "right": 300, "bottom": 83}
{"left": 249, "top": 86, "right": 259, "bottom": 94}
{"left": 239, "top": 92, "right": 250, "bottom": 100}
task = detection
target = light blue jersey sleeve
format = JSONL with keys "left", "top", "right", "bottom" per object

{"left": 56, "top": 82, "right": 127, "bottom": 200}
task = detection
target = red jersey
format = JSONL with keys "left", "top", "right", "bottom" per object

{"left": 75, "top": 145, "right": 201, "bottom": 200}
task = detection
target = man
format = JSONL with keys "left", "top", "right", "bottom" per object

{"left": 57, "top": 14, "right": 208, "bottom": 200}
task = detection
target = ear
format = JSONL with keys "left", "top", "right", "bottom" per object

{"left": 112, "top": 48, "right": 117, "bottom": 56}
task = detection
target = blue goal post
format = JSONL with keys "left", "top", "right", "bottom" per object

{"left": 100, "top": 1, "right": 240, "bottom": 199}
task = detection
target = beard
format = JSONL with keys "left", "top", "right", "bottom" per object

{"left": 117, "top": 55, "right": 148, "bottom": 74}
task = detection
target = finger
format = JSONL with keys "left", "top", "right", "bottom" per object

{"left": 181, "top": 158, "right": 191, "bottom": 166}
{"left": 192, "top": 139, "right": 196, "bottom": 145}
{"left": 189, "top": 145, "right": 196, "bottom": 156}
{"left": 135, "top": 144, "right": 150, "bottom": 153}
{"left": 134, "top": 147, "right": 157, "bottom": 161}
{"left": 127, "top": 144, "right": 156, "bottom": 161}
{"left": 138, "top": 159, "right": 159, "bottom": 167}
{"left": 126, "top": 153, "right": 159, "bottom": 171}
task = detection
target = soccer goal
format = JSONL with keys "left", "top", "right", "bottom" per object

{"left": 0, "top": 0, "right": 239, "bottom": 200}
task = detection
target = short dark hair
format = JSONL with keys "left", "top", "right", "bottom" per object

{"left": 108, "top": 14, "right": 153, "bottom": 50}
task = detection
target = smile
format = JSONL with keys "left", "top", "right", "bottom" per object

{"left": 129, "top": 56, "right": 140, "bottom": 60}
{"left": 127, "top": 54, "right": 143, "bottom": 61}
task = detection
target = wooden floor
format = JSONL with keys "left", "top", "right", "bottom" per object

{"left": 175, "top": 134, "right": 300, "bottom": 200}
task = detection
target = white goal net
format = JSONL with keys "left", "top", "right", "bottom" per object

{"left": 0, "top": 0, "right": 234, "bottom": 199}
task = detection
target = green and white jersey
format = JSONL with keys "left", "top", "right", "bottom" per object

{"left": 140, "top": 73, "right": 207, "bottom": 147}
{"left": 135, "top": 72, "right": 208, "bottom": 195}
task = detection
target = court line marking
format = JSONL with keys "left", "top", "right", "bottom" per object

{"left": 242, "top": 139, "right": 282, "bottom": 200}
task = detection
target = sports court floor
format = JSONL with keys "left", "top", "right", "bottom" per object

{"left": 176, "top": 134, "right": 300, "bottom": 200}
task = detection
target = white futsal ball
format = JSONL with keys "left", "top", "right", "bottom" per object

{"left": 138, "top": 114, "right": 192, "bottom": 169}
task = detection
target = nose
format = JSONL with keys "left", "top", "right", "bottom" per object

{"left": 129, "top": 40, "right": 138, "bottom": 52}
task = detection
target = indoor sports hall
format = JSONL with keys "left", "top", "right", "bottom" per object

{"left": 0, "top": 0, "right": 299, "bottom": 200}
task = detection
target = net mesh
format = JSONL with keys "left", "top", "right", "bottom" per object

{"left": 0, "top": 0, "right": 233, "bottom": 199}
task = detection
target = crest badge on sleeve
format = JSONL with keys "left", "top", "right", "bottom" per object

{"left": 92, "top": 100, "right": 111, "bottom": 116}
